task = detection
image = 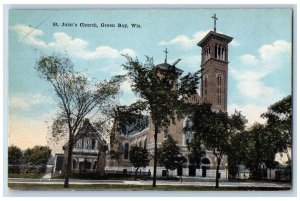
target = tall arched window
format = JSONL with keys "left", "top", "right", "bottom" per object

{"left": 144, "top": 139, "right": 147, "bottom": 149}
{"left": 203, "top": 76, "right": 208, "bottom": 102}
{"left": 124, "top": 142, "right": 129, "bottom": 160}
{"left": 217, "top": 74, "right": 222, "bottom": 106}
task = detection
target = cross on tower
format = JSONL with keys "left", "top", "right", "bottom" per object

{"left": 211, "top": 14, "right": 218, "bottom": 32}
{"left": 164, "top": 48, "right": 169, "bottom": 63}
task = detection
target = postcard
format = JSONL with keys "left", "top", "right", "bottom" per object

{"left": 7, "top": 8, "right": 293, "bottom": 192}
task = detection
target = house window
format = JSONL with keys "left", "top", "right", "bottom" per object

{"left": 93, "top": 161, "right": 97, "bottom": 170}
{"left": 72, "top": 159, "right": 77, "bottom": 169}
{"left": 76, "top": 139, "right": 83, "bottom": 149}
{"left": 85, "top": 138, "right": 93, "bottom": 150}
{"left": 124, "top": 143, "right": 129, "bottom": 160}
{"left": 91, "top": 139, "right": 96, "bottom": 150}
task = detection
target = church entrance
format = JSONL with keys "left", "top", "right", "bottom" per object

{"left": 201, "top": 158, "right": 210, "bottom": 177}
{"left": 188, "top": 165, "right": 196, "bottom": 176}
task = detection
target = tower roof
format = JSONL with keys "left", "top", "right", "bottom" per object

{"left": 197, "top": 31, "right": 233, "bottom": 47}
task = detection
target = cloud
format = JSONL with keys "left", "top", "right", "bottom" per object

{"left": 228, "top": 103, "right": 267, "bottom": 126}
{"left": 9, "top": 93, "right": 54, "bottom": 111}
{"left": 159, "top": 30, "right": 240, "bottom": 50}
{"left": 174, "top": 55, "right": 200, "bottom": 73}
{"left": 229, "top": 40, "right": 291, "bottom": 127}
{"left": 12, "top": 24, "right": 47, "bottom": 48}
{"left": 159, "top": 30, "right": 210, "bottom": 50}
{"left": 239, "top": 54, "right": 259, "bottom": 66}
{"left": 230, "top": 39, "right": 240, "bottom": 47}
{"left": 231, "top": 40, "right": 291, "bottom": 99}
{"left": 12, "top": 24, "right": 136, "bottom": 60}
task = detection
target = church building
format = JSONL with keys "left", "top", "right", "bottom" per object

{"left": 107, "top": 14, "right": 233, "bottom": 179}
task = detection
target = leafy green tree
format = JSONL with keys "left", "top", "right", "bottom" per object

{"left": 158, "top": 135, "right": 181, "bottom": 177}
{"left": 22, "top": 146, "right": 52, "bottom": 173}
{"left": 244, "top": 123, "right": 279, "bottom": 180}
{"left": 226, "top": 131, "right": 250, "bottom": 178}
{"left": 187, "top": 104, "right": 247, "bottom": 188}
{"left": 36, "top": 53, "right": 122, "bottom": 188}
{"left": 262, "top": 95, "right": 292, "bottom": 164}
{"left": 8, "top": 145, "right": 23, "bottom": 173}
{"left": 122, "top": 55, "right": 199, "bottom": 187}
{"left": 8, "top": 145, "right": 22, "bottom": 165}
{"left": 129, "top": 145, "right": 150, "bottom": 179}
{"left": 23, "top": 146, "right": 52, "bottom": 166}
{"left": 183, "top": 116, "right": 206, "bottom": 169}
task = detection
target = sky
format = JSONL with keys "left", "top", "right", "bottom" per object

{"left": 8, "top": 9, "right": 292, "bottom": 151}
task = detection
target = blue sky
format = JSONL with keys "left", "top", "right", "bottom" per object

{"left": 8, "top": 9, "right": 292, "bottom": 150}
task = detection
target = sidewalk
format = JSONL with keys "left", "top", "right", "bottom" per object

{"left": 8, "top": 177, "right": 291, "bottom": 189}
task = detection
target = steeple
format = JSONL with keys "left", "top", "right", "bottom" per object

{"left": 197, "top": 15, "right": 233, "bottom": 112}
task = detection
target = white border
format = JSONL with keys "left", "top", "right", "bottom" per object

{"left": 1, "top": 1, "right": 299, "bottom": 200}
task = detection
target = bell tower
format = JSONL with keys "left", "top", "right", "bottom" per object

{"left": 197, "top": 14, "right": 233, "bottom": 112}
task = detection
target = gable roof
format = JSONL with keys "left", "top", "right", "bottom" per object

{"left": 63, "top": 119, "right": 107, "bottom": 150}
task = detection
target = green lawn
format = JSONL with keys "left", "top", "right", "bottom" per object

{"left": 8, "top": 183, "right": 291, "bottom": 191}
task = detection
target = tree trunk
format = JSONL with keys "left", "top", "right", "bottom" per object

{"left": 64, "top": 133, "right": 74, "bottom": 188}
{"left": 135, "top": 168, "right": 139, "bottom": 180}
{"left": 215, "top": 158, "right": 221, "bottom": 188}
{"left": 152, "top": 126, "right": 158, "bottom": 187}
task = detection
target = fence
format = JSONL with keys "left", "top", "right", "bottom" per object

{"left": 105, "top": 169, "right": 151, "bottom": 177}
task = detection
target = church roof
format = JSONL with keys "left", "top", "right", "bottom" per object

{"left": 197, "top": 31, "right": 233, "bottom": 47}
{"left": 118, "top": 115, "right": 149, "bottom": 136}
{"left": 155, "top": 62, "right": 183, "bottom": 75}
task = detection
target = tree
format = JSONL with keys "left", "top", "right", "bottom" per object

{"left": 122, "top": 56, "right": 199, "bottom": 187}
{"left": 8, "top": 145, "right": 23, "bottom": 173}
{"left": 36, "top": 53, "right": 122, "bottom": 187}
{"left": 262, "top": 95, "right": 292, "bottom": 164}
{"left": 187, "top": 104, "right": 247, "bottom": 188}
{"left": 23, "top": 146, "right": 52, "bottom": 173}
{"left": 184, "top": 117, "right": 206, "bottom": 168}
{"left": 8, "top": 145, "right": 22, "bottom": 165}
{"left": 129, "top": 144, "right": 150, "bottom": 179}
{"left": 23, "top": 146, "right": 52, "bottom": 166}
{"left": 158, "top": 135, "right": 181, "bottom": 178}
{"left": 243, "top": 123, "right": 279, "bottom": 180}
{"left": 226, "top": 131, "right": 250, "bottom": 179}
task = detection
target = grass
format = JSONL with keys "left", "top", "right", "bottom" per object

{"left": 8, "top": 173, "right": 44, "bottom": 179}
{"left": 8, "top": 183, "right": 291, "bottom": 191}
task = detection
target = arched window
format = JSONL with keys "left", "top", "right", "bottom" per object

{"left": 144, "top": 139, "right": 147, "bottom": 149}
{"left": 203, "top": 75, "right": 208, "bottom": 102}
{"left": 124, "top": 142, "right": 129, "bottom": 160}
{"left": 72, "top": 159, "right": 77, "bottom": 169}
{"left": 183, "top": 117, "right": 193, "bottom": 145}
{"left": 217, "top": 74, "right": 222, "bottom": 106}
